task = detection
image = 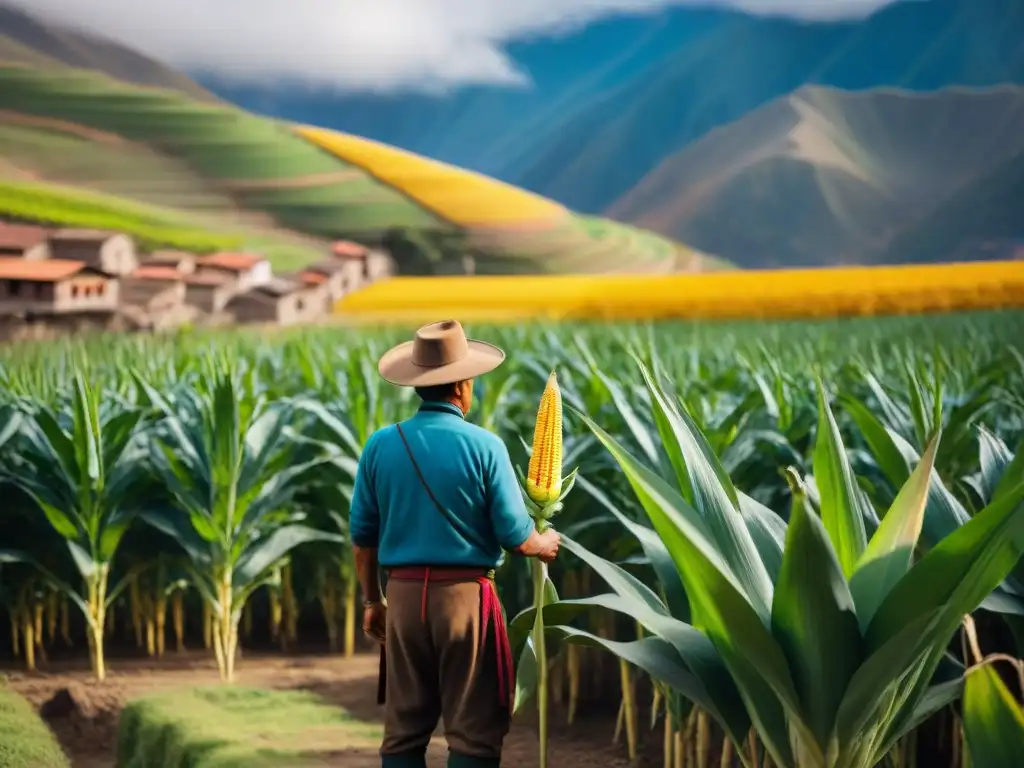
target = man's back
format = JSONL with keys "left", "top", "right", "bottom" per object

{"left": 348, "top": 400, "right": 533, "bottom": 568}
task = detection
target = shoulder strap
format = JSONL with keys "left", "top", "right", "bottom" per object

{"left": 394, "top": 423, "right": 490, "bottom": 551}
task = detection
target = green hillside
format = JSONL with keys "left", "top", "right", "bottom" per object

{"left": 0, "top": 53, "right": 713, "bottom": 274}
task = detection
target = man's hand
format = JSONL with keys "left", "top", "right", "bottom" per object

{"left": 515, "top": 527, "right": 562, "bottom": 562}
{"left": 363, "top": 602, "right": 387, "bottom": 644}
{"left": 537, "top": 529, "right": 560, "bottom": 563}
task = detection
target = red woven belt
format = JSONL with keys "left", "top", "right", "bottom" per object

{"left": 388, "top": 566, "right": 513, "bottom": 711}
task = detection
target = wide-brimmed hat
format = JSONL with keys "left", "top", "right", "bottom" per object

{"left": 377, "top": 320, "right": 505, "bottom": 387}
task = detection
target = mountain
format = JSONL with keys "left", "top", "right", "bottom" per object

{"left": 606, "top": 85, "right": 1024, "bottom": 267}
{"left": 208, "top": 0, "right": 1024, "bottom": 217}
{"left": 0, "top": 3, "right": 218, "bottom": 102}
{"left": 0, "top": 6, "right": 712, "bottom": 275}
{"left": 882, "top": 145, "right": 1024, "bottom": 263}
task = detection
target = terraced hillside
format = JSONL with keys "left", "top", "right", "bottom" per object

{"left": 0, "top": 60, "right": 711, "bottom": 274}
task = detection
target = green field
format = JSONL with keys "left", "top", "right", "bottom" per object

{"left": 0, "top": 63, "right": 715, "bottom": 274}
{"left": 0, "top": 312, "right": 1022, "bottom": 764}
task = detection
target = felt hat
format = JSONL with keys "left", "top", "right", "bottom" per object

{"left": 377, "top": 320, "right": 505, "bottom": 387}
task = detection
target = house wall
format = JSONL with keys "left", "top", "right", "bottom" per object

{"left": 121, "top": 279, "right": 186, "bottom": 310}
{"left": 0, "top": 278, "right": 52, "bottom": 303}
{"left": 339, "top": 261, "right": 364, "bottom": 294}
{"left": 229, "top": 293, "right": 279, "bottom": 324}
{"left": 230, "top": 286, "right": 326, "bottom": 326}
{"left": 99, "top": 235, "right": 138, "bottom": 276}
{"left": 55, "top": 276, "right": 119, "bottom": 313}
{"left": 250, "top": 261, "right": 272, "bottom": 288}
{"left": 365, "top": 251, "right": 394, "bottom": 282}
{"left": 320, "top": 272, "right": 346, "bottom": 302}
{"left": 0, "top": 276, "right": 116, "bottom": 315}
{"left": 51, "top": 235, "right": 137, "bottom": 276}
{"left": 281, "top": 287, "right": 328, "bottom": 325}
{"left": 185, "top": 284, "right": 232, "bottom": 313}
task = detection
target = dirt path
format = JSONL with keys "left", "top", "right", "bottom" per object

{"left": 6, "top": 651, "right": 650, "bottom": 767}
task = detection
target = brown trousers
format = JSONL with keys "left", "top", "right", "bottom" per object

{"left": 381, "top": 577, "right": 510, "bottom": 758}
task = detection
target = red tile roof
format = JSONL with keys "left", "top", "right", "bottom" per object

{"left": 0, "top": 257, "right": 86, "bottom": 281}
{"left": 298, "top": 271, "right": 328, "bottom": 286}
{"left": 331, "top": 240, "right": 368, "bottom": 259}
{"left": 196, "top": 252, "right": 266, "bottom": 272}
{"left": 0, "top": 223, "right": 50, "bottom": 250}
{"left": 131, "top": 266, "right": 183, "bottom": 282}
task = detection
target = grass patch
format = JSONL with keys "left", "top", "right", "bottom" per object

{"left": 116, "top": 687, "right": 381, "bottom": 768}
{"left": 0, "top": 678, "right": 70, "bottom": 768}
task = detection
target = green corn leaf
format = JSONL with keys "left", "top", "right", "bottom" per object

{"left": 639, "top": 362, "right": 774, "bottom": 624}
{"left": 814, "top": 379, "right": 868, "bottom": 579}
{"left": 578, "top": 410, "right": 797, "bottom": 767}
{"left": 850, "top": 432, "right": 941, "bottom": 631}
{"left": 866, "top": 481, "right": 1024, "bottom": 657}
{"left": 994, "top": 439, "right": 1024, "bottom": 504}
{"left": 772, "top": 491, "right": 862, "bottom": 752}
{"left": 839, "top": 394, "right": 909, "bottom": 488}
{"left": 963, "top": 663, "right": 1024, "bottom": 768}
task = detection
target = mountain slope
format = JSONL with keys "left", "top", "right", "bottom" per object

{"left": 0, "top": 61, "right": 706, "bottom": 274}
{"left": 606, "top": 85, "right": 1024, "bottom": 267}
{"left": 0, "top": 3, "right": 218, "bottom": 102}
{"left": 882, "top": 147, "right": 1024, "bottom": 262}
{"left": 209, "top": 0, "right": 1024, "bottom": 218}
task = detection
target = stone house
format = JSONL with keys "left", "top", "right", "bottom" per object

{"left": 299, "top": 259, "right": 359, "bottom": 304}
{"left": 49, "top": 229, "right": 138, "bottom": 276}
{"left": 330, "top": 241, "right": 394, "bottom": 285}
{"left": 226, "top": 276, "right": 326, "bottom": 326}
{"left": 121, "top": 265, "right": 187, "bottom": 312}
{"left": 194, "top": 252, "right": 271, "bottom": 292}
{"left": 365, "top": 248, "right": 395, "bottom": 282}
{"left": 183, "top": 271, "right": 236, "bottom": 314}
{"left": 0, "top": 257, "right": 118, "bottom": 315}
{"left": 0, "top": 223, "right": 51, "bottom": 260}
{"left": 143, "top": 250, "right": 197, "bottom": 275}
{"left": 329, "top": 241, "right": 369, "bottom": 289}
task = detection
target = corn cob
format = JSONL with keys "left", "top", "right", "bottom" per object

{"left": 526, "top": 371, "right": 563, "bottom": 509}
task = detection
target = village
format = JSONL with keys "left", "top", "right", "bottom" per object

{"left": 0, "top": 222, "right": 396, "bottom": 341}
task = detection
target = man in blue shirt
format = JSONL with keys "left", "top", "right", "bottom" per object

{"left": 350, "top": 320, "right": 561, "bottom": 768}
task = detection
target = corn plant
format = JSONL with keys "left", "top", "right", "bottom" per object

{"left": 136, "top": 364, "right": 340, "bottom": 681}
{"left": 0, "top": 373, "right": 150, "bottom": 680}
{"left": 516, "top": 358, "right": 1024, "bottom": 768}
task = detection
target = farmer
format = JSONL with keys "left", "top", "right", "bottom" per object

{"left": 350, "top": 319, "right": 562, "bottom": 768}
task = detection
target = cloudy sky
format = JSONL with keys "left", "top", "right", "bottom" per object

{"left": 17, "top": 0, "right": 900, "bottom": 93}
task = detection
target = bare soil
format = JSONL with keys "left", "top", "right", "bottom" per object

{"left": 5, "top": 651, "right": 653, "bottom": 768}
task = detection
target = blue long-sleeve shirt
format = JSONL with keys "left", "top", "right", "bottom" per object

{"left": 348, "top": 400, "right": 535, "bottom": 568}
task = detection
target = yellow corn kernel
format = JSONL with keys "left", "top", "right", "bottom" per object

{"left": 527, "top": 371, "right": 563, "bottom": 507}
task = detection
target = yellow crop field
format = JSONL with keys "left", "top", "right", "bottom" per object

{"left": 334, "top": 260, "right": 1024, "bottom": 323}
{"left": 293, "top": 125, "right": 568, "bottom": 228}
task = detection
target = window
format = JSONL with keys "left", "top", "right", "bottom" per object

{"left": 71, "top": 285, "right": 79, "bottom": 298}
{"left": 9, "top": 280, "right": 21, "bottom": 297}
{"left": 295, "top": 297, "right": 305, "bottom": 312}
{"left": 96, "top": 282, "right": 106, "bottom": 297}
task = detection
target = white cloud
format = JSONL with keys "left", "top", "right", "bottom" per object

{"left": 12, "top": 0, "right": 897, "bottom": 93}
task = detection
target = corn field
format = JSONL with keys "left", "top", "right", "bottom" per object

{"left": 1, "top": 311, "right": 1023, "bottom": 767}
